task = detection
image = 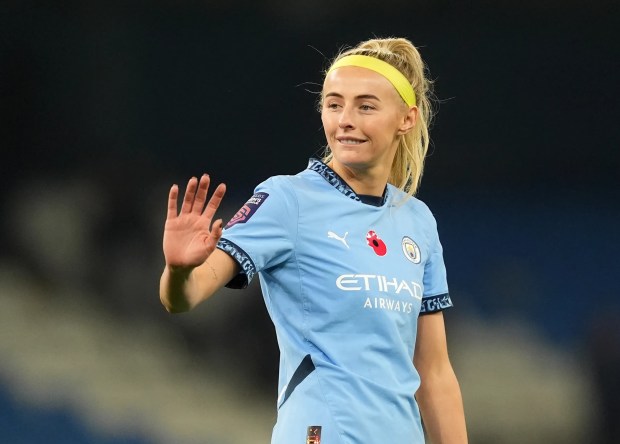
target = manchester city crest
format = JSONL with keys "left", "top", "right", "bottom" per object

{"left": 402, "top": 236, "right": 421, "bottom": 264}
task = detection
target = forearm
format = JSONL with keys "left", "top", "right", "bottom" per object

{"left": 416, "top": 367, "right": 467, "bottom": 444}
{"left": 160, "top": 249, "right": 239, "bottom": 313}
{"left": 159, "top": 265, "right": 204, "bottom": 313}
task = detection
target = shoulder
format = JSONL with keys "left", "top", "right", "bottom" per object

{"left": 390, "top": 186, "right": 438, "bottom": 227}
{"left": 411, "top": 197, "right": 438, "bottom": 228}
{"left": 255, "top": 174, "right": 291, "bottom": 190}
{"left": 255, "top": 168, "right": 325, "bottom": 198}
{"left": 248, "top": 173, "right": 310, "bottom": 216}
{"left": 252, "top": 175, "right": 296, "bottom": 198}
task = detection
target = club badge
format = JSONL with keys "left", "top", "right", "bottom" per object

{"left": 402, "top": 236, "right": 421, "bottom": 263}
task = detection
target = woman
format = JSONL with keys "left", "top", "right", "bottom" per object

{"left": 160, "top": 37, "right": 467, "bottom": 443}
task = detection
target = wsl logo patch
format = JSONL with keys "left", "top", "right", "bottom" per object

{"left": 225, "top": 192, "right": 269, "bottom": 229}
{"left": 402, "top": 236, "right": 421, "bottom": 263}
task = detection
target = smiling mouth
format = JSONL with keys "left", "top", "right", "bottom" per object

{"left": 337, "top": 138, "right": 366, "bottom": 145}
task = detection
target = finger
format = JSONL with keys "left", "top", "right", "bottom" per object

{"left": 167, "top": 184, "right": 179, "bottom": 220}
{"left": 181, "top": 177, "right": 198, "bottom": 214}
{"left": 192, "top": 174, "right": 210, "bottom": 215}
{"left": 202, "top": 183, "right": 227, "bottom": 221}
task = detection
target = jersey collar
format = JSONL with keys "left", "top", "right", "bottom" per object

{"left": 307, "top": 158, "right": 389, "bottom": 206}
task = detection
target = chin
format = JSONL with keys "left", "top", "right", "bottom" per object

{"left": 333, "top": 152, "right": 372, "bottom": 169}
{"left": 333, "top": 150, "right": 359, "bottom": 161}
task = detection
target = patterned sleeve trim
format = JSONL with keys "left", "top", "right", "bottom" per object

{"left": 216, "top": 238, "right": 257, "bottom": 289}
{"left": 419, "top": 293, "right": 453, "bottom": 315}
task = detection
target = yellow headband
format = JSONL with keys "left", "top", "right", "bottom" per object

{"left": 326, "top": 54, "right": 416, "bottom": 107}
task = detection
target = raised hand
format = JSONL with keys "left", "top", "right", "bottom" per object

{"left": 163, "top": 174, "right": 226, "bottom": 270}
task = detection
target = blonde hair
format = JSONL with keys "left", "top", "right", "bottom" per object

{"left": 322, "top": 37, "right": 435, "bottom": 197}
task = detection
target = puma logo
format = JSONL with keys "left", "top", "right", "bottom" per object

{"left": 327, "top": 231, "right": 349, "bottom": 249}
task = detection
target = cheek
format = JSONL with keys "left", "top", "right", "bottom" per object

{"left": 321, "top": 112, "right": 335, "bottom": 133}
{"left": 367, "top": 121, "right": 392, "bottom": 140}
{"left": 375, "top": 117, "right": 402, "bottom": 140}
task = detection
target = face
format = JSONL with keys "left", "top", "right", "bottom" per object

{"left": 321, "top": 66, "right": 415, "bottom": 173}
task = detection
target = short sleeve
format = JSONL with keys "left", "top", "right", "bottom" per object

{"left": 419, "top": 216, "right": 453, "bottom": 315}
{"left": 216, "top": 176, "right": 298, "bottom": 289}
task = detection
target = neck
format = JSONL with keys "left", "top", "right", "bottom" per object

{"left": 328, "top": 160, "right": 389, "bottom": 197}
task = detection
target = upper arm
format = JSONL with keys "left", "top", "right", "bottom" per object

{"left": 413, "top": 311, "right": 467, "bottom": 443}
{"left": 216, "top": 177, "right": 298, "bottom": 287}
{"left": 414, "top": 311, "right": 451, "bottom": 374}
{"left": 419, "top": 207, "right": 453, "bottom": 315}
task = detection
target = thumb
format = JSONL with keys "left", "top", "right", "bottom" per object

{"left": 205, "top": 219, "right": 224, "bottom": 250}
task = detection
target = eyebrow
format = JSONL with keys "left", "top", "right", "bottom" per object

{"left": 324, "top": 92, "right": 382, "bottom": 101}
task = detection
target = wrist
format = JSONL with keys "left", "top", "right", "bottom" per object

{"left": 165, "top": 264, "right": 196, "bottom": 282}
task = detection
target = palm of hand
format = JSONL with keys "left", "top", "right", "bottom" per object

{"left": 164, "top": 214, "right": 213, "bottom": 268}
{"left": 163, "top": 175, "right": 227, "bottom": 270}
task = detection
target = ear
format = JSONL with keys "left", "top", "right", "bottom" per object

{"left": 397, "top": 106, "right": 418, "bottom": 135}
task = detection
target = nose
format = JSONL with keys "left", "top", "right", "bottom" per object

{"left": 338, "top": 105, "right": 355, "bottom": 129}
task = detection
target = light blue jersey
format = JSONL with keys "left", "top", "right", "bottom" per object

{"left": 217, "top": 159, "right": 452, "bottom": 444}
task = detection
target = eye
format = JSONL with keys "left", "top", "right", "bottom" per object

{"left": 325, "top": 102, "right": 341, "bottom": 110}
{"left": 360, "top": 104, "right": 376, "bottom": 111}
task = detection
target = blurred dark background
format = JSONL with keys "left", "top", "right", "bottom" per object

{"left": 1, "top": 1, "right": 619, "bottom": 443}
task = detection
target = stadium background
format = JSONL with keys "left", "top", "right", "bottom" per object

{"left": 1, "top": 1, "right": 619, "bottom": 443}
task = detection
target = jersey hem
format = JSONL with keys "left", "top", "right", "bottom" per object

{"left": 419, "top": 292, "right": 453, "bottom": 314}
{"left": 216, "top": 238, "right": 256, "bottom": 288}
